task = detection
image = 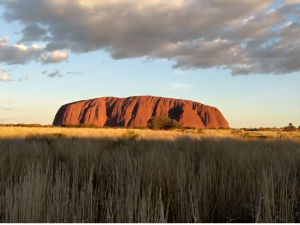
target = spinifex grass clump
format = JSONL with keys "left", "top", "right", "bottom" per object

{"left": 0, "top": 136, "right": 299, "bottom": 222}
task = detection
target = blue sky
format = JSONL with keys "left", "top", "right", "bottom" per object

{"left": 0, "top": 0, "right": 299, "bottom": 128}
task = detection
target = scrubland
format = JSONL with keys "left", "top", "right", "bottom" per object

{"left": 1, "top": 126, "right": 299, "bottom": 140}
{"left": 0, "top": 127, "right": 299, "bottom": 222}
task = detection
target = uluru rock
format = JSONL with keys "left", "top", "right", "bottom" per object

{"left": 53, "top": 96, "right": 229, "bottom": 128}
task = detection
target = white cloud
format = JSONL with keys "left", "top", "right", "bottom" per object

{"left": 0, "top": 37, "right": 42, "bottom": 64}
{"left": 0, "top": 72, "right": 11, "bottom": 82}
{"left": 0, "top": 67, "right": 36, "bottom": 82}
{"left": 0, "top": 0, "right": 299, "bottom": 75}
{"left": 14, "top": 44, "right": 28, "bottom": 51}
{"left": 0, "top": 67, "right": 10, "bottom": 82}
{"left": 41, "top": 50, "right": 69, "bottom": 64}
{"left": 0, "top": 37, "right": 69, "bottom": 64}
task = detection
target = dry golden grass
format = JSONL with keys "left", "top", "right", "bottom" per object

{"left": 1, "top": 126, "right": 299, "bottom": 140}
{"left": 0, "top": 127, "right": 299, "bottom": 222}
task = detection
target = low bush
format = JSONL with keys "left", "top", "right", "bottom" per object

{"left": 283, "top": 123, "right": 296, "bottom": 131}
{"left": 147, "top": 115, "right": 180, "bottom": 130}
{"left": 122, "top": 130, "right": 139, "bottom": 140}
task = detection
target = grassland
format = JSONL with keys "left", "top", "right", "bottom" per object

{"left": 1, "top": 126, "right": 300, "bottom": 140}
{"left": 0, "top": 127, "right": 299, "bottom": 222}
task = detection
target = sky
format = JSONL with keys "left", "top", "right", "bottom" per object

{"left": 0, "top": 0, "right": 299, "bottom": 128}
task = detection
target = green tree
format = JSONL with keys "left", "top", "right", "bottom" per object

{"left": 147, "top": 115, "right": 180, "bottom": 130}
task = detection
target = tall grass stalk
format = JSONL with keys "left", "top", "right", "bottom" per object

{"left": 0, "top": 137, "right": 299, "bottom": 222}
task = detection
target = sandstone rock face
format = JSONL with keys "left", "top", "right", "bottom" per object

{"left": 53, "top": 96, "right": 229, "bottom": 128}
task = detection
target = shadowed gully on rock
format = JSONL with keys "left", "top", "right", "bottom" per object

{"left": 53, "top": 96, "right": 229, "bottom": 128}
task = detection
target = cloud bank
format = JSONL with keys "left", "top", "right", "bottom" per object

{"left": 0, "top": 0, "right": 299, "bottom": 75}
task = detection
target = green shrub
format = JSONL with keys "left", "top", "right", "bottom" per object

{"left": 147, "top": 115, "right": 180, "bottom": 130}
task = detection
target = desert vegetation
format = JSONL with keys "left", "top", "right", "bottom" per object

{"left": 283, "top": 123, "right": 297, "bottom": 131}
{"left": 1, "top": 126, "right": 300, "bottom": 141}
{"left": 147, "top": 115, "right": 180, "bottom": 130}
{"left": 0, "top": 127, "right": 299, "bottom": 222}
